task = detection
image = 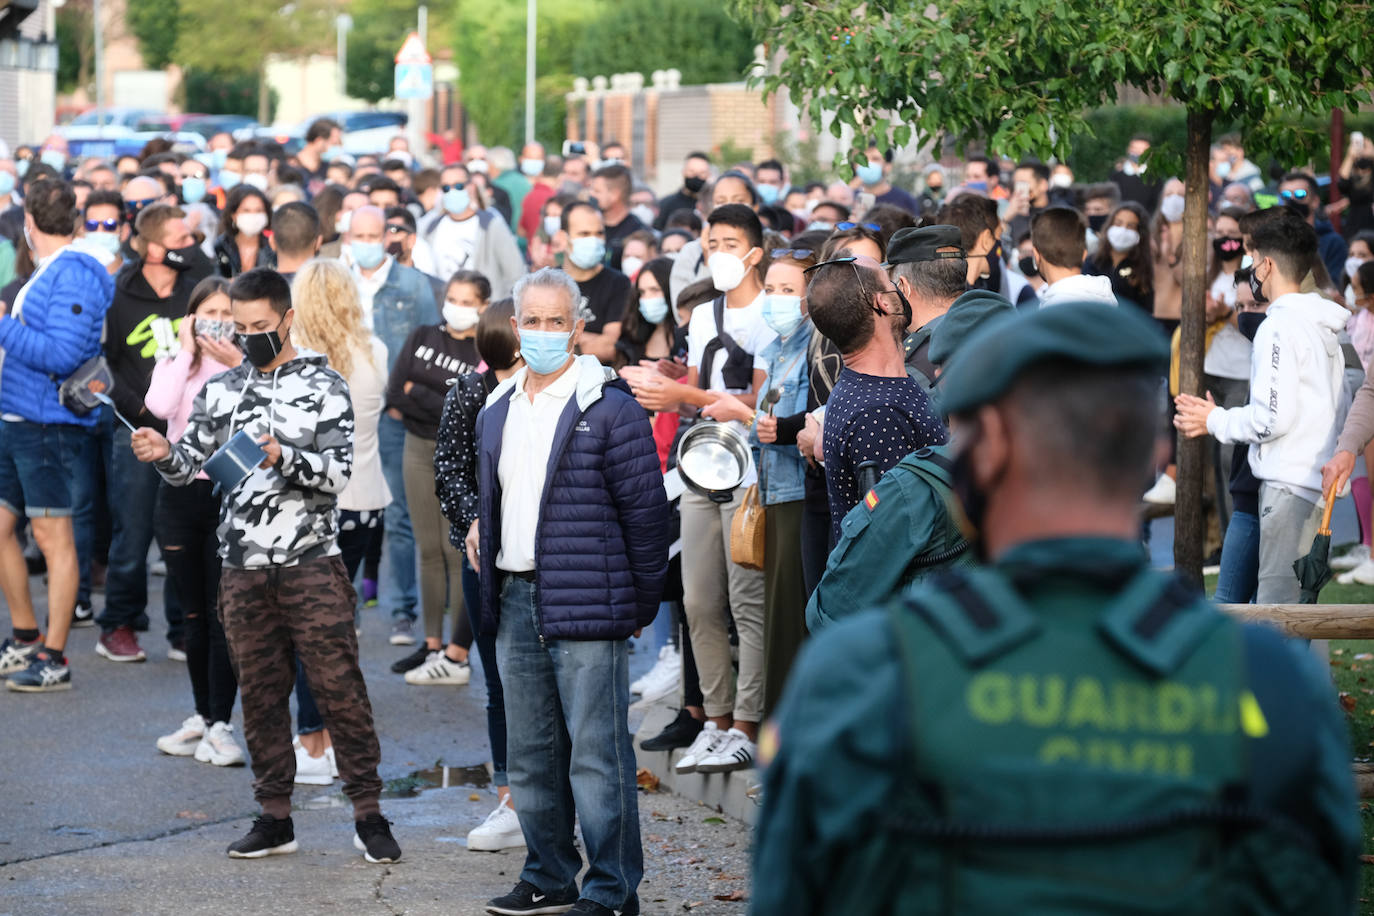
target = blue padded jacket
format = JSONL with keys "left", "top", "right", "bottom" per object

{"left": 0, "top": 247, "right": 114, "bottom": 427}
{"left": 476, "top": 355, "right": 669, "bottom": 640}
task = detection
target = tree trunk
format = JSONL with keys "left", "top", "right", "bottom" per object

{"left": 257, "top": 64, "right": 271, "bottom": 126}
{"left": 1173, "top": 107, "right": 1214, "bottom": 587}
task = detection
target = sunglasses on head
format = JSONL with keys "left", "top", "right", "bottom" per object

{"left": 441, "top": 183, "right": 466, "bottom": 192}
{"left": 385, "top": 224, "right": 413, "bottom": 235}
{"left": 804, "top": 255, "right": 858, "bottom": 275}
{"left": 85, "top": 218, "right": 119, "bottom": 232}
{"left": 1280, "top": 188, "right": 1310, "bottom": 200}
{"left": 771, "top": 248, "right": 813, "bottom": 259}
{"left": 835, "top": 221, "right": 881, "bottom": 232}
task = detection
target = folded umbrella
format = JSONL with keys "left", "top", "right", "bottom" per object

{"left": 1292, "top": 482, "right": 1340, "bottom": 604}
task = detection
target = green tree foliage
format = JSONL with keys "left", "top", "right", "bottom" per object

{"left": 344, "top": 0, "right": 452, "bottom": 104}
{"left": 734, "top": 0, "right": 1374, "bottom": 581}
{"left": 175, "top": 0, "right": 334, "bottom": 77}
{"left": 126, "top": 0, "right": 180, "bottom": 71}
{"left": 55, "top": 0, "right": 92, "bottom": 94}
{"left": 182, "top": 69, "right": 274, "bottom": 119}
{"left": 570, "top": 0, "right": 755, "bottom": 87}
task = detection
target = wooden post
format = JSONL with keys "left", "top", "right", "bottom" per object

{"left": 1173, "top": 107, "right": 1214, "bottom": 587}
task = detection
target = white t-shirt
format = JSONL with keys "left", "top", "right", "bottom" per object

{"left": 431, "top": 213, "right": 481, "bottom": 281}
{"left": 1205, "top": 270, "right": 1251, "bottom": 381}
{"left": 686, "top": 291, "right": 776, "bottom": 393}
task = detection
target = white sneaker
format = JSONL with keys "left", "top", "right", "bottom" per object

{"left": 156, "top": 713, "right": 206, "bottom": 757}
{"left": 695, "top": 727, "right": 757, "bottom": 774}
{"left": 675, "top": 721, "right": 722, "bottom": 774}
{"left": 404, "top": 652, "right": 471, "bottom": 686}
{"left": 1350, "top": 556, "right": 1374, "bottom": 586}
{"left": 467, "top": 795, "right": 526, "bottom": 851}
{"left": 631, "top": 646, "right": 682, "bottom": 703}
{"left": 1143, "top": 474, "right": 1176, "bottom": 505}
{"left": 194, "top": 721, "right": 246, "bottom": 767}
{"left": 1333, "top": 545, "right": 1370, "bottom": 570}
{"left": 294, "top": 742, "right": 335, "bottom": 785}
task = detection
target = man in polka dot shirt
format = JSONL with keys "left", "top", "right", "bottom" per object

{"left": 807, "top": 254, "right": 947, "bottom": 546}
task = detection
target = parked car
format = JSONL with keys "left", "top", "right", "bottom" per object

{"left": 57, "top": 107, "right": 160, "bottom": 159}
{"left": 179, "top": 115, "right": 259, "bottom": 141}
{"left": 256, "top": 109, "right": 408, "bottom": 158}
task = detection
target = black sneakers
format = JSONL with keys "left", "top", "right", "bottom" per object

{"left": 353, "top": 813, "right": 402, "bottom": 864}
{"left": 71, "top": 601, "right": 95, "bottom": 628}
{"left": 640, "top": 708, "right": 704, "bottom": 752}
{"left": 226, "top": 814, "right": 298, "bottom": 858}
{"left": 486, "top": 879, "right": 579, "bottom": 915}
{"left": 389, "top": 644, "right": 432, "bottom": 674}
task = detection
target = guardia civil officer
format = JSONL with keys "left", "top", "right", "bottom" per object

{"left": 806, "top": 288, "right": 1014, "bottom": 631}
{"left": 753, "top": 302, "right": 1360, "bottom": 915}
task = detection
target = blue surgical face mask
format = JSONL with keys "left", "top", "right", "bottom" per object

{"left": 520, "top": 158, "right": 544, "bottom": 178}
{"left": 443, "top": 186, "right": 470, "bottom": 215}
{"left": 757, "top": 183, "right": 781, "bottom": 205}
{"left": 763, "top": 294, "right": 805, "bottom": 337}
{"left": 806, "top": 220, "right": 833, "bottom": 232}
{"left": 638, "top": 296, "right": 669, "bottom": 324}
{"left": 40, "top": 149, "right": 66, "bottom": 172}
{"left": 967, "top": 180, "right": 988, "bottom": 193}
{"left": 856, "top": 161, "right": 884, "bottom": 185}
{"left": 322, "top": 145, "right": 345, "bottom": 162}
{"left": 543, "top": 215, "right": 561, "bottom": 238}
{"left": 15, "top": 159, "right": 28, "bottom": 178}
{"left": 569, "top": 236, "right": 606, "bottom": 270}
{"left": 86, "top": 231, "right": 122, "bottom": 258}
{"left": 350, "top": 240, "right": 386, "bottom": 270}
{"left": 181, "top": 176, "right": 207, "bottom": 205}
{"left": 219, "top": 171, "right": 242, "bottom": 191}
{"left": 518, "top": 328, "right": 573, "bottom": 375}
{"left": 0, "top": 171, "right": 15, "bottom": 197}
{"left": 212, "top": 149, "right": 229, "bottom": 170}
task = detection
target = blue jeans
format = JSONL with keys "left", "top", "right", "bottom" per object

{"left": 98, "top": 425, "right": 182, "bottom": 640}
{"left": 462, "top": 558, "right": 506, "bottom": 786}
{"left": 378, "top": 414, "right": 416, "bottom": 622}
{"left": 497, "top": 576, "right": 641, "bottom": 909}
{"left": 1215, "top": 509, "right": 1260, "bottom": 604}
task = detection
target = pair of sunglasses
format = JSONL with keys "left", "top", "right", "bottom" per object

{"left": 771, "top": 248, "right": 814, "bottom": 259}
{"left": 441, "top": 183, "right": 467, "bottom": 192}
{"left": 835, "top": 221, "right": 880, "bottom": 232}
{"left": 1280, "top": 188, "right": 1310, "bottom": 200}
{"left": 85, "top": 218, "right": 119, "bottom": 232}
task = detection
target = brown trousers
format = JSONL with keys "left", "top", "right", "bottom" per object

{"left": 219, "top": 555, "right": 383, "bottom": 819}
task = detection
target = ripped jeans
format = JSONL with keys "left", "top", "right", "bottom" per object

{"left": 154, "top": 479, "right": 237, "bottom": 725}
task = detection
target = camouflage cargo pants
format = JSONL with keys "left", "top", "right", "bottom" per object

{"left": 219, "top": 555, "right": 383, "bottom": 818}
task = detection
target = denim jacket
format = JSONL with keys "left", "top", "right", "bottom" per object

{"left": 371, "top": 261, "right": 440, "bottom": 374}
{"left": 752, "top": 320, "right": 813, "bottom": 506}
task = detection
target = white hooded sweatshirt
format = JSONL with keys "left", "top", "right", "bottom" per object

{"left": 1038, "top": 273, "right": 1118, "bottom": 308}
{"left": 1206, "top": 291, "right": 1351, "bottom": 501}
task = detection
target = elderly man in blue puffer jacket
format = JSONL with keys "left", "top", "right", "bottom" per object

{"left": 471, "top": 267, "right": 668, "bottom": 916}
{"left": 0, "top": 178, "right": 115, "bottom": 694}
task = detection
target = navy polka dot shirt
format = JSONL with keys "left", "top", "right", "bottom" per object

{"left": 822, "top": 368, "right": 947, "bottom": 545}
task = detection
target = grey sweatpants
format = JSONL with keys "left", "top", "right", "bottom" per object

{"left": 1256, "top": 483, "right": 1321, "bottom": 606}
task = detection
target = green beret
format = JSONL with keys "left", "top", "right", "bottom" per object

{"left": 928, "top": 289, "right": 1016, "bottom": 367}
{"left": 882, "top": 225, "right": 965, "bottom": 267}
{"left": 938, "top": 301, "right": 1170, "bottom": 415}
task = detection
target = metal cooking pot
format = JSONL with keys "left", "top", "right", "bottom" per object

{"left": 676, "top": 421, "right": 752, "bottom": 503}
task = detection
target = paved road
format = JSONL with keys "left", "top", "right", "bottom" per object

{"left": 0, "top": 571, "right": 755, "bottom": 915}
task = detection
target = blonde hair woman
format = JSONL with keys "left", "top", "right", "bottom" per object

{"left": 285, "top": 258, "right": 390, "bottom": 785}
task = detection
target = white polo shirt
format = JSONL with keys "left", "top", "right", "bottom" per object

{"left": 495, "top": 361, "right": 579, "bottom": 572}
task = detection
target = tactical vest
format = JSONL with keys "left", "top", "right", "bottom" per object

{"left": 806, "top": 446, "right": 970, "bottom": 632}
{"left": 817, "top": 566, "right": 1343, "bottom": 915}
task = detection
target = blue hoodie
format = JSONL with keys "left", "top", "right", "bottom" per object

{"left": 0, "top": 246, "right": 114, "bottom": 426}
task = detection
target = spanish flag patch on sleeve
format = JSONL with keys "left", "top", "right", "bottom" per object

{"left": 864, "top": 489, "right": 879, "bottom": 511}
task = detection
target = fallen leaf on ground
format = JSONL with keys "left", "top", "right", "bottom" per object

{"left": 176, "top": 810, "right": 209, "bottom": 820}
{"left": 1357, "top": 654, "right": 1373, "bottom": 661}
{"left": 1361, "top": 854, "right": 1374, "bottom": 865}
{"left": 1341, "top": 692, "right": 1357, "bottom": 713}
{"left": 683, "top": 902, "right": 705, "bottom": 910}
{"left": 637, "top": 768, "right": 661, "bottom": 792}
{"left": 703, "top": 816, "right": 725, "bottom": 825}
{"left": 714, "top": 891, "right": 748, "bottom": 901}
{"left": 469, "top": 794, "right": 481, "bottom": 801}
{"left": 712, "top": 874, "right": 746, "bottom": 881}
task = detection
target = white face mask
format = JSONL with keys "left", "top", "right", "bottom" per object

{"left": 630, "top": 204, "right": 655, "bottom": 227}
{"left": 543, "top": 215, "right": 560, "bottom": 238}
{"left": 443, "top": 302, "right": 481, "bottom": 332}
{"left": 236, "top": 211, "right": 268, "bottom": 236}
{"left": 708, "top": 249, "right": 753, "bottom": 293}
{"left": 336, "top": 211, "right": 352, "bottom": 235}
{"left": 1106, "top": 225, "right": 1141, "bottom": 253}
{"left": 1345, "top": 255, "right": 1366, "bottom": 279}
{"left": 1160, "top": 193, "right": 1186, "bottom": 224}
{"left": 621, "top": 256, "right": 644, "bottom": 278}
{"left": 243, "top": 173, "right": 269, "bottom": 191}
{"left": 1050, "top": 172, "right": 1073, "bottom": 189}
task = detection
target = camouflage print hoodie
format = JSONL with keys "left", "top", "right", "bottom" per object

{"left": 154, "top": 349, "right": 354, "bottom": 569}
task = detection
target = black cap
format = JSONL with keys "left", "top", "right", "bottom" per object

{"left": 882, "top": 225, "right": 965, "bottom": 267}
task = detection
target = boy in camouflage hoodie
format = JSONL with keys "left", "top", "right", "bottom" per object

{"left": 131, "top": 268, "right": 400, "bottom": 864}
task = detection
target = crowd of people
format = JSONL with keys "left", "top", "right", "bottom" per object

{"left": 0, "top": 116, "right": 1369, "bottom": 913}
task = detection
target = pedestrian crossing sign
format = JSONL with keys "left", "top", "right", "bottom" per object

{"left": 394, "top": 62, "right": 433, "bottom": 100}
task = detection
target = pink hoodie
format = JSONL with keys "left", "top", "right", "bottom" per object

{"left": 146, "top": 351, "right": 234, "bottom": 480}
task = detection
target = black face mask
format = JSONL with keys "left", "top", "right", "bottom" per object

{"left": 162, "top": 243, "right": 199, "bottom": 272}
{"left": 684, "top": 176, "right": 706, "bottom": 194}
{"left": 888, "top": 284, "right": 913, "bottom": 327}
{"left": 1284, "top": 199, "right": 1311, "bottom": 219}
{"left": 386, "top": 240, "right": 405, "bottom": 260}
{"left": 972, "top": 245, "right": 1003, "bottom": 292}
{"left": 1087, "top": 213, "right": 1109, "bottom": 233}
{"left": 236, "top": 319, "right": 286, "bottom": 369}
{"left": 1247, "top": 262, "right": 1269, "bottom": 305}
{"left": 1212, "top": 236, "right": 1243, "bottom": 261}
{"left": 948, "top": 426, "right": 988, "bottom": 556}
{"left": 1018, "top": 255, "right": 1038, "bottom": 278}
{"left": 1237, "top": 311, "right": 1266, "bottom": 341}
